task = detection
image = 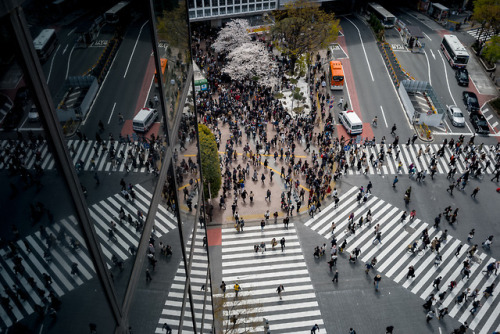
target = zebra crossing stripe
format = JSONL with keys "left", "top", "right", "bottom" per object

{"left": 221, "top": 224, "right": 326, "bottom": 333}
{"left": 0, "top": 183, "right": 177, "bottom": 329}
{"left": 303, "top": 186, "right": 500, "bottom": 334}
{"left": 155, "top": 229, "right": 211, "bottom": 334}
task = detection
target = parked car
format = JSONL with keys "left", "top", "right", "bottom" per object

{"left": 470, "top": 113, "right": 489, "bottom": 134}
{"left": 462, "top": 91, "right": 480, "bottom": 113}
{"left": 455, "top": 68, "right": 469, "bottom": 86}
{"left": 28, "top": 104, "right": 40, "bottom": 122}
{"left": 446, "top": 105, "right": 465, "bottom": 127}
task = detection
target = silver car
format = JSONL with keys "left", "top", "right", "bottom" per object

{"left": 447, "top": 105, "right": 465, "bottom": 127}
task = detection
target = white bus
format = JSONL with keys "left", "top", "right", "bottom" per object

{"left": 33, "top": 29, "right": 57, "bottom": 62}
{"left": 104, "top": 1, "right": 131, "bottom": 24}
{"left": 441, "top": 34, "right": 469, "bottom": 69}
{"left": 368, "top": 3, "right": 396, "bottom": 28}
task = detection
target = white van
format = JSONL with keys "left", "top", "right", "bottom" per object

{"left": 338, "top": 110, "right": 363, "bottom": 135}
{"left": 133, "top": 108, "right": 158, "bottom": 132}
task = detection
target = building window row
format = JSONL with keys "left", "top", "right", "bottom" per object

{"left": 189, "top": 2, "right": 275, "bottom": 18}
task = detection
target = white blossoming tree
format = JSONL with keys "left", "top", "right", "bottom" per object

{"left": 212, "top": 19, "right": 252, "bottom": 53}
{"left": 222, "top": 42, "right": 278, "bottom": 88}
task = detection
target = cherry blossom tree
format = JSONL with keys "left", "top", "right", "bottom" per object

{"left": 212, "top": 19, "right": 252, "bottom": 53}
{"left": 222, "top": 42, "right": 278, "bottom": 88}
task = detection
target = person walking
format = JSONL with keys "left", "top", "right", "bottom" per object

{"left": 392, "top": 176, "right": 398, "bottom": 188}
{"left": 455, "top": 244, "right": 463, "bottom": 256}
{"left": 470, "top": 300, "right": 481, "bottom": 315}
{"left": 311, "top": 324, "right": 320, "bottom": 334}
{"left": 220, "top": 281, "right": 226, "bottom": 294}
{"left": 433, "top": 276, "right": 442, "bottom": 290}
{"left": 390, "top": 124, "right": 397, "bottom": 135}
{"left": 385, "top": 326, "right": 394, "bottom": 334}
{"left": 280, "top": 237, "right": 286, "bottom": 252}
{"left": 146, "top": 269, "right": 152, "bottom": 282}
{"left": 234, "top": 282, "right": 241, "bottom": 298}
{"left": 471, "top": 187, "right": 480, "bottom": 199}
{"left": 332, "top": 270, "right": 339, "bottom": 283}
{"left": 276, "top": 284, "right": 284, "bottom": 300}
{"left": 260, "top": 220, "right": 266, "bottom": 231}
{"left": 374, "top": 274, "right": 382, "bottom": 291}
{"left": 265, "top": 189, "right": 271, "bottom": 201}
{"left": 366, "top": 181, "right": 373, "bottom": 194}
{"left": 447, "top": 183, "right": 455, "bottom": 195}
{"left": 467, "top": 229, "right": 475, "bottom": 243}
{"left": 406, "top": 265, "right": 415, "bottom": 279}
{"left": 426, "top": 310, "right": 435, "bottom": 323}
{"left": 438, "top": 307, "right": 448, "bottom": 320}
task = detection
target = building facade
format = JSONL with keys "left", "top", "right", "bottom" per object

{"left": 0, "top": 0, "right": 212, "bottom": 333}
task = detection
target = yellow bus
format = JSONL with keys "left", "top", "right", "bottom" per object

{"left": 329, "top": 60, "right": 344, "bottom": 90}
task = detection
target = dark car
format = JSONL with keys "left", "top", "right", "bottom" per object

{"left": 462, "top": 91, "right": 480, "bottom": 113}
{"left": 470, "top": 113, "right": 489, "bottom": 134}
{"left": 455, "top": 68, "right": 469, "bottom": 86}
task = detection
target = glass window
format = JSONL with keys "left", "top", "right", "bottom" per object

{"left": 241, "top": 0, "right": 247, "bottom": 4}
{"left": 241, "top": 5, "right": 247, "bottom": 11}
{"left": 227, "top": 6, "right": 233, "bottom": 13}
{"left": 211, "top": 0, "right": 218, "bottom": 6}
{"left": 270, "top": 1, "right": 276, "bottom": 8}
{"left": 219, "top": 7, "right": 226, "bottom": 13}
{"left": 205, "top": 9, "right": 211, "bottom": 16}
{"left": 227, "top": 0, "right": 233, "bottom": 5}
{"left": 189, "top": 10, "right": 196, "bottom": 18}
{"left": 235, "top": 0, "right": 240, "bottom": 4}
{"left": 263, "top": 2, "right": 269, "bottom": 8}
{"left": 204, "top": 0, "right": 210, "bottom": 7}
{"left": 219, "top": 0, "right": 226, "bottom": 5}
{"left": 212, "top": 8, "right": 218, "bottom": 15}
{"left": 196, "top": 0, "right": 203, "bottom": 7}
{"left": 249, "top": 4, "right": 255, "bottom": 11}
{"left": 197, "top": 9, "right": 204, "bottom": 16}
{"left": 256, "top": 3, "right": 262, "bottom": 10}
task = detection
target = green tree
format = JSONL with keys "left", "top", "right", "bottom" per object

{"left": 156, "top": 5, "right": 189, "bottom": 59}
{"left": 198, "top": 124, "right": 221, "bottom": 199}
{"left": 269, "top": 0, "right": 340, "bottom": 73}
{"left": 482, "top": 36, "right": 500, "bottom": 63}
{"left": 472, "top": 0, "right": 500, "bottom": 42}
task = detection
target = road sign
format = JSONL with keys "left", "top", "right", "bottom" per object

{"left": 344, "top": 145, "right": 351, "bottom": 151}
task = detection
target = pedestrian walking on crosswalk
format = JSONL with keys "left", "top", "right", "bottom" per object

{"left": 276, "top": 284, "right": 284, "bottom": 300}
{"left": 234, "top": 283, "right": 241, "bottom": 298}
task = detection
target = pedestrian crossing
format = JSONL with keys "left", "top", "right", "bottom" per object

{"left": 0, "top": 184, "right": 177, "bottom": 329}
{"left": 0, "top": 139, "right": 160, "bottom": 173}
{"left": 218, "top": 223, "right": 326, "bottom": 334}
{"left": 340, "top": 143, "right": 498, "bottom": 176}
{"left": 467, "top": 28, "right": 498, "bottom": 42}
{"left": 155, "top": 228, "right": 212, "bottom": 334}
{"left": 305, "top": 186, "right": 500, "bottom": 334}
